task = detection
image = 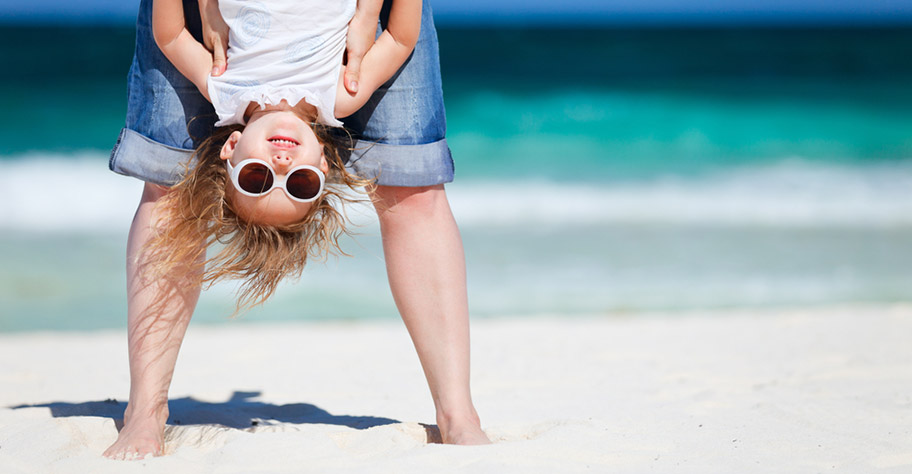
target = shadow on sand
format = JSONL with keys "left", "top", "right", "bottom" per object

{"left": 10, "top": 390, "right": 442, "bottom": 441}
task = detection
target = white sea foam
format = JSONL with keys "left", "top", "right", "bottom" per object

{"left": 0, "top": 153, "right": 144, "bottom": 233}
{"left": 448, "top": 159, "right": 912, "bottom": 228}
{"left": 2, "top": 154, "right": 911, "bottom": 233}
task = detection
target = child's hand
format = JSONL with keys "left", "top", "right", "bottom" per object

{"left": 335, "top": 0, "right": 420, "bottom": 118}
{"left": 199, "top": 0, "right": 229, "bottom": 76}
{"left": 153, "top": 0, "right": 216, "bottom": 99}
{"left": 344, "top": 0, "right": 382, "bottom": 94}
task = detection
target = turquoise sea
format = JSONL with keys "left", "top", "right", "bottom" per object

{"left": 1, "top": 25, "right": 911, "bottom": 331}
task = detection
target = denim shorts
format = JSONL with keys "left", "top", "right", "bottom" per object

{"left": 109, "top": 0, "right": 454, "bottom": 187}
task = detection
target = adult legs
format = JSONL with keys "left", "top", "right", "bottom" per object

{"left": 102, "top": 180, "right": 489, "bottom": 456}
{"left": 103, "top": 182, "right": 203, "bottom": 459}
{"left": 371, "top": 184, "right": 490, "bottom": 445}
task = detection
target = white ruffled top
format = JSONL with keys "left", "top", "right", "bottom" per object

{"left": 207, "top": 0, "right": 356, "bottom": 127}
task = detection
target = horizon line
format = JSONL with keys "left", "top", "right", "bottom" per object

{"left": 2, "top": 11, "right": 912, "bottom": 27}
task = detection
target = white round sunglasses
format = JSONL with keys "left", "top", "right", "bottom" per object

{"left": 226, "top": 158, "right": 325, "bottom": 203}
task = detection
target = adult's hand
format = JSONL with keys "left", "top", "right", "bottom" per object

{"left": 199, "top": 0, "right": 229, "bottom": 76}
{"left": 345, "top": 0, "right": 383, "bottom": 94}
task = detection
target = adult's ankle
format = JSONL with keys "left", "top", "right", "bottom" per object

{"left": 436, "top": 406, "right": 481, "bottom": 429}
{"left": 123, "top": 400, "right": 169, "bottom": 426}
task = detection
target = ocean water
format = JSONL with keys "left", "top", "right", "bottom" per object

{"left": 1, "top": 26, "right": 911, "bottom": 331}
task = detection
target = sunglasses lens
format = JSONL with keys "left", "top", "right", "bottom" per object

{"left": 236, "top": 162, "right": 274, "bottom": 194}
{"left": 286, "top": 168, "right": 322, "bottom": 200}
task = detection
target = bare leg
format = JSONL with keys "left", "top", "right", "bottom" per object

{"left": 372, "top": 184, "right": 491, "bottom": 445}
{"left": 103, "top": 183, "right": 202, "bottom": 460}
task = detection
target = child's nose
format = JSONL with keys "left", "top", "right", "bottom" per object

{"left": 271, "top": 153, "right": 292, "bottom": 172}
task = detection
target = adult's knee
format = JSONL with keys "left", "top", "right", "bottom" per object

{"left": 140, "top": 182, "right": 171, "bottom": 205}
{"left": 372, "top": 184, "right": 449, "bottom": 221}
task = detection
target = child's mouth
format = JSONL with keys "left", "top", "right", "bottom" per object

{"left": 267, "top": 136, "right": 300, "bottom": 148}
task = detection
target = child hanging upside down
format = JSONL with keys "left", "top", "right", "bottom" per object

{"left": 104, "top": 0, "right": 490, "bottom": 460}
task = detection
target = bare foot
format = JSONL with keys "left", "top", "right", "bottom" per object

{"left": 438, "top": 411, "right": 492, "bottom": 445}
{"left": 103, "top": 406, "right": 167, "bottom": 460}
{"left": 442, "top": 425, "right": 492, "bottom": 445}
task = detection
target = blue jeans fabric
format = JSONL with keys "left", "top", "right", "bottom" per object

{"left": 109, "top": 0, "right": 454, "bottom": 187}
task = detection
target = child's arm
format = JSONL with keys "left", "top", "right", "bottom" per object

{"left": 152, "top": 0, "right": 215, "bottom": 100}
{"left": 343, "top": 0, "right": 383, "bottom": 94}
{"left": 199, "top": 0, "right": 230, "bottom": 76}
{"left": 335, "top": 0, "right": 422, "bottom": 118}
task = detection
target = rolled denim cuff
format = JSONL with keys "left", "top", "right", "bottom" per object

{"left": 109, "top": 128, "right": 196, "bottom": 187}
{"left": 345, "top": 138, "right": 454, "bottom": 187}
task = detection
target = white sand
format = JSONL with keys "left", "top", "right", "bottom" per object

{"left": 2, "top": 305, "right": 912, "bottom": 473}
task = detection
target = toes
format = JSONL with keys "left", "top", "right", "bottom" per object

{"left": 103, "top": 436, "right": 162, "bottom": 461}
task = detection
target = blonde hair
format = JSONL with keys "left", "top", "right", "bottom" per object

{"left": 143, "top": 124, "right": 372, "bottom": 313}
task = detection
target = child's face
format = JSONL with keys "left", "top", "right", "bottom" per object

{"left": 220, "top": 110, "right": 330, "bottom": 226}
